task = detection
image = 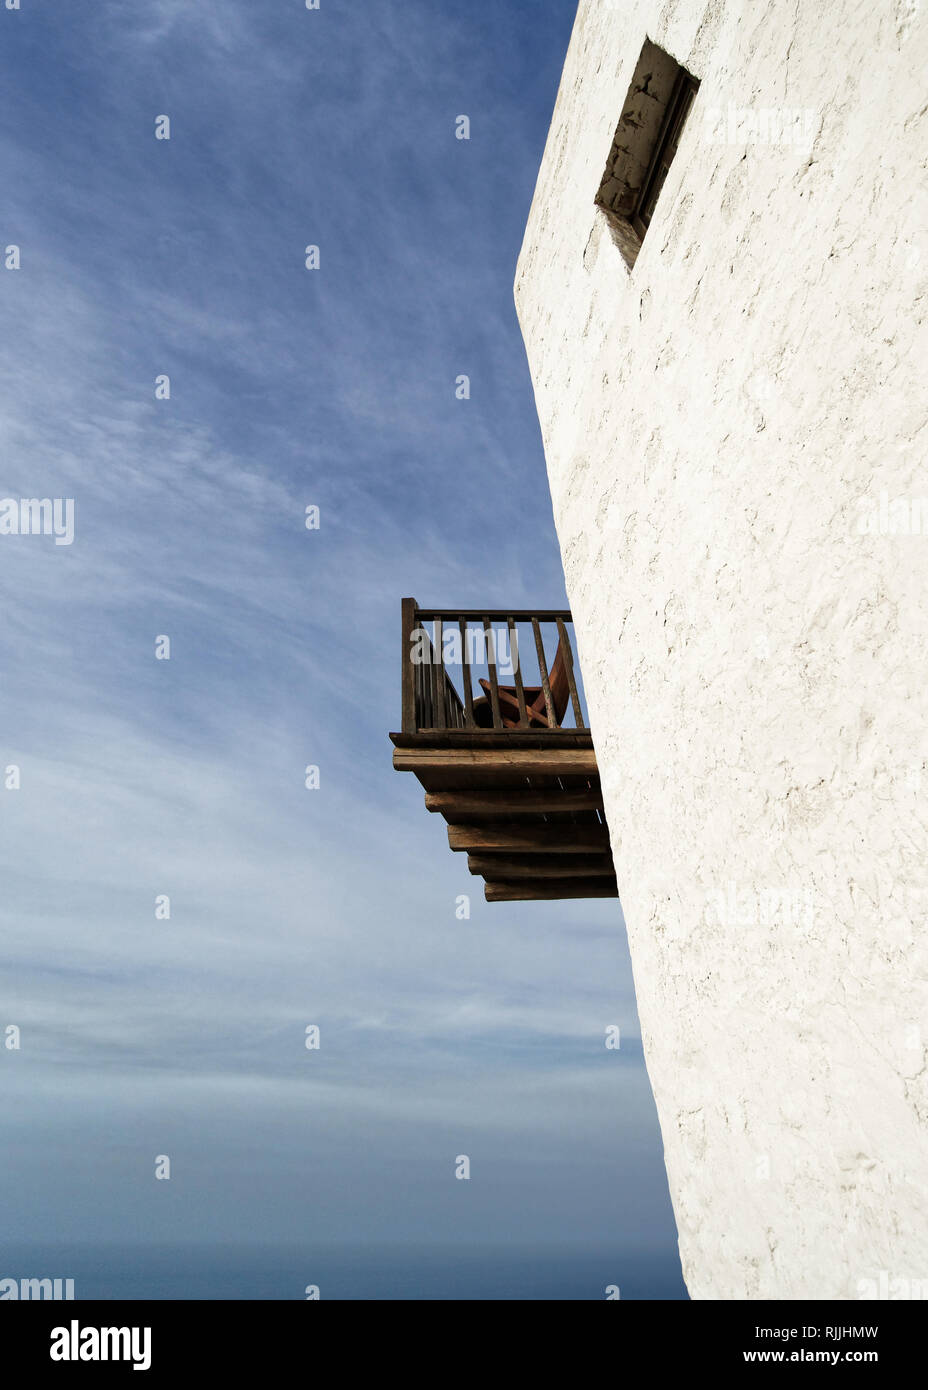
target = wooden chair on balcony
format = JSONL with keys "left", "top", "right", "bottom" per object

{"left": 471, "top": 637, "right": 571, "bottom": 729}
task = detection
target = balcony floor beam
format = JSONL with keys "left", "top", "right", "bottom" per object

{"left": 448, "top": 824, "right": 610, "bottom": 854}
{"left": 393, "top": 747, "right": 599, "bottom": 779}
{"left": 485, "top": 878, "right": 619, "bottom": 902}
{"left": 425, "top": 788, "right": 603, "bottom": 815}
{"left": 467, "top": 853, "right": 615, "bottom": 879}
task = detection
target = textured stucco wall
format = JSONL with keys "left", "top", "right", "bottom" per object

{"left": 516, "top": 0, "right": 928, "bottom": 1299}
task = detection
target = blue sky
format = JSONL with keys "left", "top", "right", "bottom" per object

{"left": 0, "top": 0, "right": 684, "bottom": 1298}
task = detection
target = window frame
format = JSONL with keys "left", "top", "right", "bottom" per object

{"left": 630, "top": 68, "right": 700, "bottom": 242}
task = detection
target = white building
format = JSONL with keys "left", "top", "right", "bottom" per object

{"left": 516, "top": 0, "right": 928, "bottom": 1299}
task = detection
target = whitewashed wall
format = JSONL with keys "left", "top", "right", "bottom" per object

{"left": 516, "top": 0, "right": 928, "bottom": 1300}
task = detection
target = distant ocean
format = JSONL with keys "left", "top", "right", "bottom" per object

{"left": 1, "top": 1244, "right": 688, "bottom": 1300}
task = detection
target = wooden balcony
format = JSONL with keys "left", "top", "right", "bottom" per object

{"left": 390, "top": 598, "right": 617, "bottom": 903}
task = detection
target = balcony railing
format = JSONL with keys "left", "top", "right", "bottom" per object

{"left": 391, "top": 599, "right": 615, "bottom": 902}
{"left": 400, "top": 597, "right": 588, "bottom": 735}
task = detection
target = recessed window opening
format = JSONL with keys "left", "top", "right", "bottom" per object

{"left": 594, "top": 40, "right": 699, "bottom": 271}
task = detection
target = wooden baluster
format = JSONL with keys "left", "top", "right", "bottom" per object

{"left": 507, "top": 616, "right": 529, "bottom": 727}
{"left": 557, "top": 617, "right": 584, "bottom": 730}
{"left": 432, "top": 617, "right": 446, "bottom": 729}
{"left": 483, "top": 615, "right": 503, "bottom": 729}
{"left": 459, "top": 618, "right": 475, "bottom": 728}
{"left": 531, "top": 618, "right": 557, "bottom": 728}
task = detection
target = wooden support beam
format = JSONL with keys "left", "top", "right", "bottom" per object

{"left": 448, "top": 824, "right": 610, "bottom": 854}
{"left": 391, "top": 730, "right": 595, "bottom": 749}
{"left": 424, "top": 788, "right": 603, "bottom": 815}
{"left": 467, "top": 853, "right": 615, "bottom": 879}
{"left": 393, "top": 747, "right": 599, "bottom": 777}
{"left": 485, "top": 877, "right": 619, "bottom": 902}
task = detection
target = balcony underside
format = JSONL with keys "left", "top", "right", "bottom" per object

{"left": 390, "top": 731, "right": 617, "bottom": 902}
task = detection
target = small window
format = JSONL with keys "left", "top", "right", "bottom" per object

{"left": 594, "top": 40, "right": 699, "bottom": 270}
